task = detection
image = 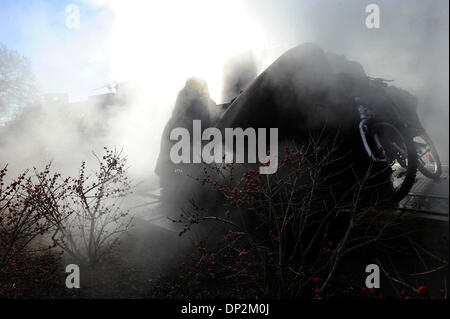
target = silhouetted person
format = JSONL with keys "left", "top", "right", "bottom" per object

{"left": 155, "top": 77, "right": 215, "bottom": 203}
{"left": 221, "top": 51, "right": 258, "bottom": 103}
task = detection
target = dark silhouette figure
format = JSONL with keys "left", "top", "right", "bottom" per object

{"left": 221, "top": 51, "right": 258, "bottom": 103}
{"left": 155, "top": 77, "right": 215, "bottom": 204}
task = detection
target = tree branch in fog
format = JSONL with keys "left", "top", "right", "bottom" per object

{"left": 0, "top": 44, "right": 37, "bottom": 117}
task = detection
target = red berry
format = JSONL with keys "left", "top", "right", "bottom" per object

{"left": 404, "top": 296, "right": 412, "bottom": 300}
{"left": 440, "top": 289, "right": 446, "bottom": 297}
{"left": 238, "top": 250, "right": 247, "bottom": 257}
{"left": 378, "top": 294, "right": 385, "bottom": 300}
{"left": 400, "top": 290, "right": 408, "bottom": 297}
{"left": 369, "top": 288, "right": 377, "bottom": 296}
{"left": 313, "top": 277, "right": 321, "bottom": 285}
{"left": 417, "top": 286, "right": 429, "bottom": 298}
{"left": 315, "top": 288, "right": 322, "bottom": 296}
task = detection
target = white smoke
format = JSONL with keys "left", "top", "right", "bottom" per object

{"left": 1, "top": 0, "right": 447, "bottom": 182}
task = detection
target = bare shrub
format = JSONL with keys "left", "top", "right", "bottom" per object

{"left": 38, "top": 148, "right": 133, "bottom": 264}
{"left": 174, "top": 134, "right": 447, "bottom": 298}
{"left": 0, "top": 166, "right": 61, "bottom": 298}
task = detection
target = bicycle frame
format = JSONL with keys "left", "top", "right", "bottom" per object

{"left": 357, "top": 103, "right": 388, "bottom": 162}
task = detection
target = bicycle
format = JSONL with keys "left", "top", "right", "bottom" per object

{"left": 356, "top": 77, "right": 442, "bottom": 203}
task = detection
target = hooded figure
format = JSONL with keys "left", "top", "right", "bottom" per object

{"left": 155, "top": 77, "right": 215, "bottom": 200}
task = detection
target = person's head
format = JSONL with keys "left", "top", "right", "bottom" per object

{"left": 184, "top": 77, "right": 210, "bottom": 97}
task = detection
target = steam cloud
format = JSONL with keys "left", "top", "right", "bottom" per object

{"left": 1, "top": 0, "right": 447, "bottom": 184}
{"left": 1, "top": 0, "right": 447, "bottom": 179}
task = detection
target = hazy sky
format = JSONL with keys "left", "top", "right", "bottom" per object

{"left": 1, "top": 1, "right": 447, "bottom": 101}
{"left": 0, "top": 0, "right": 320, "bottom": 102}
{"left": 0, "top": 0, "right": 112, "bottom": 101}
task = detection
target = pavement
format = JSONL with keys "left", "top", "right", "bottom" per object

{"left": 399, "top": 165, "right": 449, "bottom": 222}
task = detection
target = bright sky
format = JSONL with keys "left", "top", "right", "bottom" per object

{"left": 1, "top": 1, "right": 447, "bottom": 105}
{"left": 0, "top": 0, "right": 317, "bottom": 102}
{"left": 1, "top": 0, "right": 112, "bottom": 101}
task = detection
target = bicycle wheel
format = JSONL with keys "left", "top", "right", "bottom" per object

{"left": 371, "top": 122, "right": 417, "bottom": 203}
{"left": 414, "top": 132, "right": 442, "bottom": 180}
